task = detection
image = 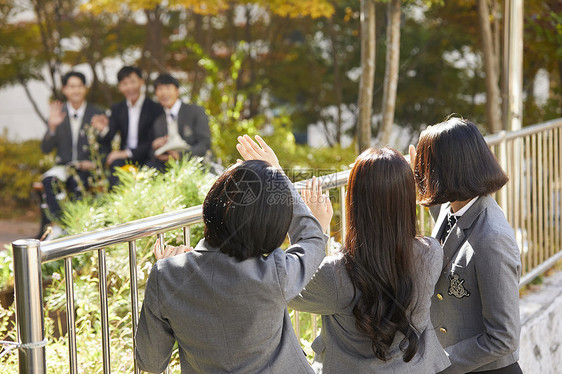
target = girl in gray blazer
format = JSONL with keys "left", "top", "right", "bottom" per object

{"left": 290, "top": 148, "right": 451, "bottom": 374}
{"left": 135, "top": 136, "right": 333, "bottom": 373}
{"left": 411, "top": 117, "right": 522, "bottom": 374}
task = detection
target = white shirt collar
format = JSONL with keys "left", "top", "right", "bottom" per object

{"left": 67, "top": 102, "right": 86, "bottom": 119}
{"left": 450, "top": 196, "right": 479, "bottom": 217}
{"left": 127, "top": 93, "right": 145, "bottom": 109}
{"left": 165, "top": 99, "right": 182, "bottom": 120}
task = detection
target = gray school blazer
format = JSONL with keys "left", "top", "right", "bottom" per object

{"left": 289, "top": 237, "right": 451, "bottom": 374}
{"left": 135, "top": 180, "right": 327, "bottom": 373}
{"left": 430, "top": 195, "right": 521, "bottom": 373}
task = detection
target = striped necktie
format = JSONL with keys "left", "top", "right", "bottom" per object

{"left": 440, "top": 213, "right": 458, "bottom": 243}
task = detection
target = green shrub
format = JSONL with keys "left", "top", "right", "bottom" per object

{"left": 0, "top": 131, "right": 53, "bottom": 217}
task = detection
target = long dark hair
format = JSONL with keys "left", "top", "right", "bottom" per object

{"left": 344, "top": 148, "right": 420, "bottom": 362}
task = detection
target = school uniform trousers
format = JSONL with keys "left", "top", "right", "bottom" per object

{"left": 429, "top": 195, "right": 522, "bottom": 374}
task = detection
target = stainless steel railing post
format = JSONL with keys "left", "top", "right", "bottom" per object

{"left": 64, "top": 257, "right": 78, "bottom": 373}
{"left": 129, "top": 241, "right": 140, "bottom": 374}
{"left": 12, "top": 239, "right": 46, "bottom": 373}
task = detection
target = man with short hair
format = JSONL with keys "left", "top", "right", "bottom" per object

{"left": 41, "top": 71, "right": 107, "bottom": 237}
{"left": 146, "top": 73, "right": 211, "bottom": 171}
{"left": 92, "top": 66, "right": 163, "bottom": 186}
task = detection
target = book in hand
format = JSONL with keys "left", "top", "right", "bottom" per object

{"left": 41, "top": 161, "right": 83, "bottom": 181}
{"left": 154, "top": 137, "right": 190, "bottom": 156}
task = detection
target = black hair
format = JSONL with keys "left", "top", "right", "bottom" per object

{"left": 414, "top": 116, "right": 509, "bottom": 206}
{"left": 153, "top": 73, "right": 180, "bottom": 89}
{"left": 62, "top": 71, "right": 86, "bottom": 86}
{"left": 117, "top": 66, "right": 143, "bottom": 82}
{"left": 203, "top": 160, "right": 293, "bottom": 261}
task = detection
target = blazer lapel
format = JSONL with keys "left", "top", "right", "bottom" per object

{"left": 177, "top": 102, "right": 187, "bottom": 137}
{"left": 431, "top": 203, "right": 449, "bottom": 239}
{"left": 440, "top": 196, "right": 489, "bottom": 272}
{"left": 121, "top": 102, "right": 129, "bottom": 138}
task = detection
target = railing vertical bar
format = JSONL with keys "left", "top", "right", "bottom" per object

{"left": 532, "top": 134, "right": 539, "bottom": 270}
{"left": 64, "top": 257, "right": 78, "bottom": 374}
{"left": 506, "top": 139, "right": 514, "bottom": 225}
{"left": 513, "top": 138, "right": 522, "bottom": 260}
{"left": 548, "top": 130, "right": 554, "bottom": 258}
{"left": 498, "top": 133, "right": 508, "bottom": 212}
{"left": 553, "top": 128, "right": 562, "bottom": 258}
{"left": 312, "top": 314, "right": 318, "bottom": 338}
{"left": 183, "top": 226, "right": 191, "bottom": 247}
{"left": 517, "top": 138, "right": 525, "bottom": 274}
{"left": 129, "top": 241, "right": 140, "bottom": 374}
{"left": 525, "top": 136, "right": 532, "bottom": 275}
{"left": 340, "top": 186, "right": 346, "bottom": 245}
{"left": 542, "top": 132, "right": 549, "bottom": 261}
{"left": 12, "top": 239, "right": 46, "bottom": 373}
{"left": 98, "top": 248, "right": 111, "bottom": 374}
{"left": 294, "top": 311, "right": 301, "bottom": 341}
{"left": 537, "top": 132, "right": 544, "bottom": 265}
{"left": 419, "top": 206, "right": 425, "bottom": 235}
{"left": 516, "top": 137, "right": 525, "bottom": 273}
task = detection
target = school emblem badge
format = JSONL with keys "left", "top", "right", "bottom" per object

{"left": 448, "top": 273, "right": 470, "bottom": 299}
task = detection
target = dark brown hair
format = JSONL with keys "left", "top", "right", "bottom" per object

{"left": 203, "top": 160, "right": 293, "bottom": 261}
{"left": 344, "top": 148, "right": 420, "bottom": 362}
{"left": 414, "top": 117, "right": 508, "bottom": 206}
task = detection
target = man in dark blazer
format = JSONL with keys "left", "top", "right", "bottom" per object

{"left": 146, "top": 73, "right": 211, "bottom": 172}
{"left": 92, "top": 66, "right": 163, "bottom": 186}
{"left": 41, "top": 71, "right": 107, "bottom": 236}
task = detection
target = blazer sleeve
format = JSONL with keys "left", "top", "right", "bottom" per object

{"left": 288, "top": 256, "right": 341, "bottom": 315}
{"left": 100, "top": 104, "right": 120, "bottom": 145}
{"left": 135, "top": 263, "right": 176, "bottom": 373}
{"left": 440, "top": 229, "right": 521, "bottom": 374}
{"left": 41, "top": 129, "right": 57, "bottom": 154}
{"left": 186, "top": 106, "right": 211, "bottom": 157}
{"left": 273, "top": 178, "right": 328, "bottom": 302}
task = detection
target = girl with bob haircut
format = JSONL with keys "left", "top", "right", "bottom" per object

{"left": 289, "top": 148, "right": 451, "bottom": 374}
{"left": 135, "top": 135, "right": 333, "bottom": 373}
{"left": 410, "top": 116, "right": 522, "bottom": 374}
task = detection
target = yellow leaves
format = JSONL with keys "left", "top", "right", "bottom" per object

{"left": 173, "top": 0, "right": 230, "bottom": 15}
{"left": 81, "top": 0, "right": 334, "bottom": 18}
{"left": 269, "top": 0, "right": 335, "bottom": 19}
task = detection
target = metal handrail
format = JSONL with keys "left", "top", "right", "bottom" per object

{"left": 484, "top": 117, "right": 562, "bottom": 145}
{"left": 40, "top": 171, "right": 352, "bottom": 264}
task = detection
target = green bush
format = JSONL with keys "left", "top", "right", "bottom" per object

{"left": 0, "top": 131, "right": 52, "bottom": 217}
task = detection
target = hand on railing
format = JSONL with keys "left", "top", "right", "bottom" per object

{"left": 153, "top": 238, "right": 192, "bottom": 261}
{"left": 301, "top": 177, "right": 333, "bottom": 233}
{"left": 236, "top": 135, "right": 282, "bottom": 171}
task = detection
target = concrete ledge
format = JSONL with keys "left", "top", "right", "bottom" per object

{"left": 519, "top": 268, "right": 562, "bottom": 373}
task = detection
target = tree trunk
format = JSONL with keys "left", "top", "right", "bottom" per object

{"left": 144, "top": 6, "right": 165, "bottom": 72}
{"left": 380, "top": 0, "right": 401, "bottom": 146}
{"left": 478, "top": 0, "right": 502, "bottom": 133}
{"left": 18, "top": 76, "right": 48, "bottom": 126}
{"left": 357, "top": 0, "right": 376, "bottom": 153}
{"left": 327, "top": 16, "right": 343, "bottom": 145}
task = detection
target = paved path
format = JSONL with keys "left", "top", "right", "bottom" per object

{"left": 0, "top": 219, "right": 39, "bottom": 249}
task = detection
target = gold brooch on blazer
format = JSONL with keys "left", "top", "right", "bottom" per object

{"left": 448, "top": 273, "right": 470, "bottom": 298}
